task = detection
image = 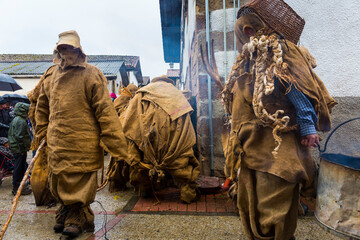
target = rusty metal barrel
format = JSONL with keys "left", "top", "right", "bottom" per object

{"left": 315, "top": 117, "right": 360, "bottom": 239}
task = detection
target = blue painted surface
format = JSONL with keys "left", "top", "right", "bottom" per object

{"left": 321, "top": 153, "right": 360, "bottom": 170}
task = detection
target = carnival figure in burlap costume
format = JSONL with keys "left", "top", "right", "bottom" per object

{"left": 121, "top": 76, "right": 200, "bottom": 203}
{"left": 107, "top": 83, "right": 138, "bottom": 192}
{"left": 35, "top": 30, "right": 128, "bottom": 238}
{"left": 216, "top": 0, "right": 337, "bottom": 239}
{"left": 114, "top": 83, "right": 138, "bottom": 119}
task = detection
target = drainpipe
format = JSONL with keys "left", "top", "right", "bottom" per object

{"left": 223, "top": 0, "right": 227, "bottom": 82}
{"left": 205, "top": 0, "right": 215, "bottom": 176}
{"left": 234, "top": 0, "right": 237, "bottom": 64}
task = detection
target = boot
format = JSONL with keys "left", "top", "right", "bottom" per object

{"left": 54, "top": 205, "right": 68, "bottom": 233}
{"left": 62, "top": 205, "right": 85, "bottom": 237}
{"left": 62, "top": 224, "right": 82, "bottom": 238}
{"left": 83, "top": 206, "right": 95, "bottom": 232}
{"left": 12, "top": 184, "right": 32, "bottom": 196}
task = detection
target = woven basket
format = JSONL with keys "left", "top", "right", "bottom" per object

{"left": 237, "top": 0, "right": 305, "bottom": 44}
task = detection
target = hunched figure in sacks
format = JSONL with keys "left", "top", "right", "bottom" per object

{"left": 120, "top": 76, "right": 200, "bottom": 204}
{"left": 203, "top": 0, "right": 337, "bottom": 239}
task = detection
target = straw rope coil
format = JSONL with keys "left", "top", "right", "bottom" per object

{"left": 223, "top": 33, "right": 296, "bottom": 157}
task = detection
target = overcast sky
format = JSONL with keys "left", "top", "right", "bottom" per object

{"left": 0, "top": 0, "right": 174, "bottom": 79}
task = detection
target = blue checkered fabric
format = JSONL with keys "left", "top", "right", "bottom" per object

{"left": 285, "top": 83, "right": 318, "bottom": 136}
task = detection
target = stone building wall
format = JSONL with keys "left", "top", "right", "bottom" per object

{"left": 180, "top": 0, "right": 360, "bottom": 177}
{"left": 181, "top": 0, "right": 252, "bottom": 177}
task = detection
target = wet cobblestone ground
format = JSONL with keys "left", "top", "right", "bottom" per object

{"left": 0, "top": 154, "right": 346, "bottom": 240}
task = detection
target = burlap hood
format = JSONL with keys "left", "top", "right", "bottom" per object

{"left": 53, "top": 30, "right": 87, "bottom": 69}
{"left": 235, "top": 13, "right": 267, "bottom": 52}
{"left": 137, "top": 76, "right": 193, "bottom": 121}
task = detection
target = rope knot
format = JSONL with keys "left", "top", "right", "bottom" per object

{"left": 149, "top": 168, "right": 165, "bottom": 183}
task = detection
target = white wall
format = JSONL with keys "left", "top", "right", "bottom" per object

{"left": 115, "top": 71, "right": 122, "bottom": 94}
{"left": 210, "top": 8, "right": 236, "bottom": 33}
{"left": 128, "top": 71, "right": 139, "bottom": 87}
{"left": 287, "top": 0, "right": 360, "bottom": 97}
{"left": 210, "top": 8, "right": 238, "bottom": 81}
{"left": 209, "top": 1, "right": 360, "bottom": 97}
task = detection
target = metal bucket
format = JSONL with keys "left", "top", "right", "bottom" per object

{"left": 315, "top": 117, "right": 360, "bottom": 239}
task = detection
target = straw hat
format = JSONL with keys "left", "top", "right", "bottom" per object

{"left": 56, "top": 30, "right": 85, "bottom": 55}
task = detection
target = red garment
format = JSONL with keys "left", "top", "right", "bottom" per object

{"left": 110, "top": 93, "right": 117, "bottom": 99}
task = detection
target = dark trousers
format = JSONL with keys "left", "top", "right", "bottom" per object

{"left": 12, "top": 153, "right": 28, "bottom": 189}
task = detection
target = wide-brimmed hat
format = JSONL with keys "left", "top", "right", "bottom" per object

{"left": 55, "top": 30, "right": 85, "bottom": 55}
{"left": 237, "top": 0, "right": 305, "bottom": 44}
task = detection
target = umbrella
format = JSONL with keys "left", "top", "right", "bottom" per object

{"left": 0, "top": 73, "right": 22, "bottom": 91}
{"left": 2, "top": 94, "right": 30, "bottom": 104}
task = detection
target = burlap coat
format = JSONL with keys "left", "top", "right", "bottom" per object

{"left": 35, "top": 63, "right": 128, "bottom": 175}
{"left": 225, "top": 14, "right": 337, "bottom": 187}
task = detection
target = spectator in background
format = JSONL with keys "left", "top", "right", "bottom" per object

{"left": 0, "top": 97, "right": 14, "bottom": 138}
{"left": 110, "top": 92, "right": 117, "bottom": 102}
{"left": 8, "top": 102, "right": 32, "bottom": 195}
{"left": 0, "top": 137, "right": 15, "bottom": 172}
{"left": 0, "top": 98, "right": 4, "bottom": 110}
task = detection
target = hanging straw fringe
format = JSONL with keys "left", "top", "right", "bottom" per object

{"left": 246, "top": 34, "right": 293, "bottom": 157}
{"left": 119, "top": 86, "right": 134, "bottom": 98}
{"left": 0, "top": 139, "right": 46, "bottom": 240}
{"left": 224, "top": 33, "right": 296, "bottom": 157}
{"left": 97, "top": 158, "right": 118, "bottom": 192}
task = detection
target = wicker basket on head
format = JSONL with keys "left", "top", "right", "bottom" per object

{"left": 237, "top": 0, "right": 305, "bottom": 44}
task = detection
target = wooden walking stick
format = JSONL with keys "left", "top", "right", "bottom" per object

{"left": 0, "top": 139, "right": 46, "bottom": 240}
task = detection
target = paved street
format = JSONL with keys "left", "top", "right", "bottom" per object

{"left": 0, "top": 154, "right": 345, "bottom": 240}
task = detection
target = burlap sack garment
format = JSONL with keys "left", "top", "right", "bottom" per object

{"left": 122, "top": 76, "right": 200, "bottom": 203}
{"left": 223, "top": 8, "right": 336, "bottom": 240}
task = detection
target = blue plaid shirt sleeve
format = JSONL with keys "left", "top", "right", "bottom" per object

{"left": 285, "top": 83, "right": 318, "bottom": 136}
